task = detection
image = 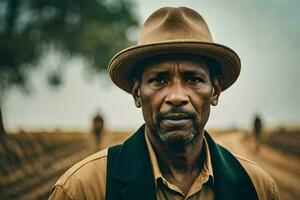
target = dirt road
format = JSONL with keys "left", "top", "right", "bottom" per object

{"left": 214, "top": 132, "right": 300, "bottom": 200}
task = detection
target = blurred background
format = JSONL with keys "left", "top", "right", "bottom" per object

{"left": 0, "top": 0, "right": 299, "bottom": 199}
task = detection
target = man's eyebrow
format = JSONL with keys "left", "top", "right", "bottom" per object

{"left": 143, "top": 64, "right": 170, "bottom": 73}
{"left": 147, "top": 71, "right": 170, "bottom": 77}
{"left": 181, "top": 69, "right": 208, "bottom": 76}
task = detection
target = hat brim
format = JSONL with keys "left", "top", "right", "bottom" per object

{"left": 108, "top": 40, "right": 240, "bottom": 93}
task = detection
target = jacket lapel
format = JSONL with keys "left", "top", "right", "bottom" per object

{"left": 111, "top": 125, "right": 156, "bottom": 200}
{"left": 205, "top": 132, "right": 259, "bottom": 200}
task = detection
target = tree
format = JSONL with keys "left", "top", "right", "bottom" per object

{"left": 0, "top": 0, "right": 138, "bottom": 135}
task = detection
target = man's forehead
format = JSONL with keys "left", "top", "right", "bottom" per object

{"left": 141, "top": 54, "right": 210, "bottom": 74}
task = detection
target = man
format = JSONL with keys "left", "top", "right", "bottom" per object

{"left": 91, "top": 112, "right": 104, "bottom": 150}
{"left": 49, "top": 7, "right": 279, "bottom": 200}
{"left": 253, "top": 114, "right": 263, "bottom": 151}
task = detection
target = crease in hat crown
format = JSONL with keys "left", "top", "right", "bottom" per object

{"left": 137, "top": 7, "right": 213, "bottom": 44}
{"left": 108, "top": 6, "right": 241, "bottom": 94}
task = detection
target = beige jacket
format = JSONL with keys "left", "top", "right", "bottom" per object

{"left": 49, "top": 148, "right": 279, "bottom": 200}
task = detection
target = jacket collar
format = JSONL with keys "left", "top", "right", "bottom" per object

{"left": 204, "top": 132, "right": 259, "bottom": 200}
{"left": 111, "top": 125, "right": 156, "bottom": 200}
{"left": 111, "top": 125, "right": 258, "bottom": 200}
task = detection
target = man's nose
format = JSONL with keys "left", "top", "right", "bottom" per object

{"left": 165, "top": 80, "right": 189, "bottom": 107}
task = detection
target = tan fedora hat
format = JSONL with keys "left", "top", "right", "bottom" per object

{"left": 108, "top": 7, "right": 240, "bottom": 93}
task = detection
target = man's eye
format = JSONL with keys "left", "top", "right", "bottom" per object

{"left": 151, "top": 77, "right": 167, "bottom": 84}
{"left": 186, "top": 77, "right": 203, "bottom": 84}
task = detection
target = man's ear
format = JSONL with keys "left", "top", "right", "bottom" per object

{"left": 211, "top": 76, "right": 222, "bottom": 106}
{"left": 132, "top": 80, "right": 141, "bottom": 108}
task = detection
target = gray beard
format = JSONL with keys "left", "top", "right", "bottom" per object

{"left": 157, "top": 128, "right": 196, "bottom": 144}
{"left": 149, "top": 107, "right": 202, "bottom": 149}
{"left": 152, "top": 122, "right": 199, "bottom": 151}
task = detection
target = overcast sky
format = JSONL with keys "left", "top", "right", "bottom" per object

{"left": 3, "top": 0, "right": 300, "bottom": 131}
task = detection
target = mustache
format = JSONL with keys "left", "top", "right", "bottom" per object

{"left": 157, "top": 107, "right": 197, "bottom": 122}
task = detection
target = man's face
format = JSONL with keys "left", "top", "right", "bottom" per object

{"left": 132, "top": 56, "right": 220, "bottom": 147}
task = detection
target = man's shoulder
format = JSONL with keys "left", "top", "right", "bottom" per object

{"left": 235, "top": 155, "right": 273, "bottom": 183}
{"left": 49, "top": 149, "right": 108, "bottom": 200}
{"left": 56, "top": 148, "right": 108, "bottom": 185}
{"left": 235, "top": 155, "right": 279, "bottom": 200}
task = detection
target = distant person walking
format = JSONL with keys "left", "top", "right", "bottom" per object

{"left": 92, "top": 113, "right": 104, "bottom": 150}
{"left": 253, "top": 114, "right": 263, "bottom": 151}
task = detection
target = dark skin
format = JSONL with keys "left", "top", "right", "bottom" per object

{"left": 132, "top": 55, "right": 221, "bottom": 195}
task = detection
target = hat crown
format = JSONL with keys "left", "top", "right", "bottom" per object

{"left": 138, "top": 7, "right": 213, "bottom": 45}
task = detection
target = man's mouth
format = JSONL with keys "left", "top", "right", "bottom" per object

{"left": 160, "top": 113, "right": 192, "bottom": 127}
{"left": 162, "top": 113, "right": 190, "bottom": 120}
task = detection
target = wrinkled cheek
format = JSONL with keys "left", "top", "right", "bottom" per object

{"left": 200, "top": 101, "right": 211, "bottom": 126}
{"left": 141, "top": 106, "right": 152, "bottom": 125}
{"left": 193, "top": 96, "right": 211, "bottom": 126}
{"left": 141, "top": 98, "right": 157, "bottom": 128}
